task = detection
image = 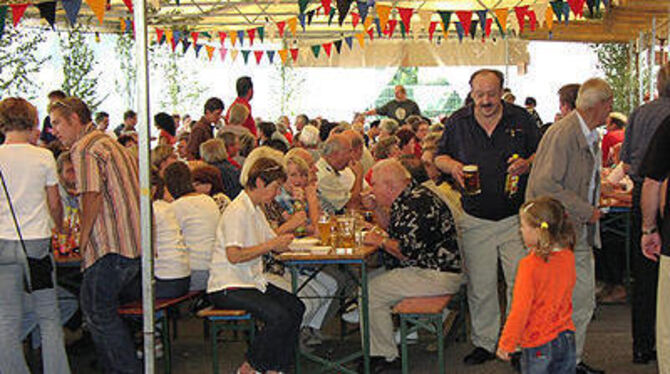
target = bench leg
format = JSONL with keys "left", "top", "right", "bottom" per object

{"left": 161, "top": 316, "right": 171, "bottom": 374}
{"left": 435, "top": 315, "right": 445, "bottom": 374}
{"left": 211, "top": 321, "right": 219, "bottom": 374}
{"left": 400, "top": 316, "right": 409, "bottom": 374}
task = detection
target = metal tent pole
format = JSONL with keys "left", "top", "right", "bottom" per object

{"left": 132, "top": 0, "right": 156, "bottom": 372}
{"left": 638, "top": 31, "right": 644, "bottom": 105}
{"left": 650, "top": 17, "right": 656, "bottom": 99}
{"left": 629, "top": 39, "right": 634, "bottom": 111}
{"left": 504, "top": 37, "right": 510, "bottom": 86}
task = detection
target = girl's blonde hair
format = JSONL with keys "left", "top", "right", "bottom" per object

{"left": 520, "top": 196, "right": 575, "bottom": 262}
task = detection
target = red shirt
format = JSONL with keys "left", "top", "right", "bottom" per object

{"left": 226, "top": 97, "right": 257, "bottom": 136}
{"left": 601, "top": 129, "right": 625, "bottom": 166}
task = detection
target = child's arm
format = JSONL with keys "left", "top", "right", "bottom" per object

{"left": 497, "top": 258, "right": 535, "bottom": 358}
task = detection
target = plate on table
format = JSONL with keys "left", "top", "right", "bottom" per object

{"left": 308, "top": 246, "right": 331, "bottom": 255}
{"left": 289, "top": 237, "right": 320, "bottom": 251}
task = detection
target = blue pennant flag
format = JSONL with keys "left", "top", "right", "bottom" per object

{"left": 455, "top": 22, "right": 464, "bottom": 42}
{"left": 356, "top": 1, "right": 369, "bottom": 23}
{"left": 298, "top": 13, "right": 306, "bottom": 30}
{"left": 476, "top": 10, "right": 487, "bottom": 34}
{"left": 344, "top": 36, "right": 353, "bottom": 49}
{"left": 194, "top": 44, "right": 203, "bottom": 57}
{"left": 374, "top": 17, "right": 382, "bottom": 37}
{"left": 237, "top": 30, "right": 245, "bottom": 46}
{"left": 62, "top": 0, "right": 82, "bottom": 25}
{"left": 173, "top": 30, "right": 182, "bottom": 41}
{"left": 267, "top": 50, "right": 275, "bottom": 64}
{"left": 182, "top": 40, "right": 191, "bottom": 53}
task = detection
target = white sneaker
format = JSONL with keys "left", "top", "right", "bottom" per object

{"left": 394, "top": 329, "right": 418, "bottom": 345}
{"left": 341, "top": 309, "right": 359, "bottom": 324}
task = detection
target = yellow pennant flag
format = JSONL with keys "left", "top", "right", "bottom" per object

{"left": 364, "top": 16, "right": 372, "bottom": 31}
{"left": 231, "top": 49, "right": 239, "bottom": 62}
{"left": 376, "top": 4, "right": 391, "bottom": 30}
{"left": 419, "top": 10, "right": 432, "bottom": 32}
{"left": 355, "top": 32, "right": 365, "bottom": 48}
{"left": 165, "top": 29, "right": 174, "bottom": 44}
{"left": 149, "top": 0, "right": 161, "bottom": 10}
{"left": 288, "top": 18, "right": 298, "bottom": 35}
{"left": 229, "top": 31, "right": 237, "bottom": 46}
{"left": 493, "top": 8, "right": 508, "bottom": 33}
{"left": 278, "top": 49, "right": 289, "bottom": 64}
{"left": 120, "top": 20, "right": 126, "bottom": 32}
{"left": 545, "top": 7, "right": 554, "bottom": 30}
{"left": 531, "top": 3, "right": 548, "bottom": 28}
{"left": 206, "top": 45, "right": 215, "bottom": 60}
{"left": 85, "top": 0, "right": 106, "bottom": 24}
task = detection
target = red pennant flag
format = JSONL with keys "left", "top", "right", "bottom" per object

{"left": 254, "top": 50, "right": 264, "bottom": 64}
{"left": 428, "top": 21, "right": 438, "bottom": 41}
{"left": 248, "top": 28, "right": 256, "bottom": 45}
{"left": 155, "top": 28, "right": 164, "bottom": 43}
{"left": 220, "top": 47, "right": 227, "bottom": 62}
{"left": 191, "top": 31, "right": 199, "bottom": 45}
{"left": 10, "top": 3, "right": 28, "bottom": 27}
{"left": 170, "top": 37, "right": 177, "bottom": 52}
{"left": 352, "top": 13, "right": 360, "bottom": 28}
{"left": 290, "top": 48, "right": 299, "bottom": 62}
{"left": 398, "top": 8, "right": 413, "bottom": 32}
{"left": 567, "top": 0, "right": 585, "bottom": 18}
{"left": 455, "top": 11, "right": 473, "bottom": 36}
{"left": 122, "top": 0, "right": 133, "bottom": 12}
{"left": 323, "top": 42, "right": 333, "bottom": 57}
{"left": 387, "top": 19, "right": 398, "bottom": 38}
{"left": 367, "top": 27, "right": 374, "bottom": 40}
{"left": 321, "top": 0, "right": 331, "bottom": 16}
{"left": 514, "top": 6, "right": 528, "bottom": 34}
{"left": 485, "top": 18, "right": 493, "bottom": 37}
{"left": 527, "top": 9, "right": 537, "bottom": 31}
{"left": 218, "top": 31, "right": 227, "bottom": 46}
{"left": 276, "top": 21, "right": 286, "bottom": 38}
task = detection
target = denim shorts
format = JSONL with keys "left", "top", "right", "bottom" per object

{"left": 521, "top": 330, "right": 576, "bottom": 374}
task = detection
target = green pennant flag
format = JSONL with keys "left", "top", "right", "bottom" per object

{"left": 437, "top": 10, "right": 452, "bottom": 31}
{"left": 400, "top": 22, "right": 406, "bottom": 38}
{"left": 299, "top": 0, "right": 310, "bottom": 14}
{"left": 242, "top": 50, "right": 251, "bottom": 64}
{"left": 311, "top": 44, "right": 321, "bottom": 58}
{"left": 257, "top": 26, "right": 265, "bottom": 42}
{"left": 494, "top": 17, "right": 505, "bottom": 38}
{"left": 201, "top": 31, "right": 212, "bottom": 39}
{"left": 328, "top": 8, "right": 336, "bottom": 25}
{"left": 0, "top": 6, "right": 7, "bottom": 40}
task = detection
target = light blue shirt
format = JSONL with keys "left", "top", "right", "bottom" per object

{"left": 576, "top": 111, "right": 601, "bottom": 206}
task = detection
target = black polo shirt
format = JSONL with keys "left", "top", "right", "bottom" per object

{"left": 639, "top": 114, "right": 670, "bottom": 256}
{"left": 437, "top": 102, "right": 541, "bottom": 221}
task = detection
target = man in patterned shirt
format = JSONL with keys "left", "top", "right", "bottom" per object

{"left": 361, "top": 159, "right": 462, "bottom": 372}
{"left": 50, "top": 97, "right": 142, "bottom": 373}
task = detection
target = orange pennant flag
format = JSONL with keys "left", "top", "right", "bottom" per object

{"left": 493, "top": 8, "right": 509, "bottom": 33}
{"left": 376, "top": 4, "right": 391, "bottom": 30}
{"left": 442, "top": 29, "right": 449, "bottom": 39}
{"left": 355, "top": 32, "right": 365, "bottom": 48}
{"left": 85, "top": 0, "right": 106, "bottom": 24}
{"left": 229, "top": 31, "right": 238, "bottom": 46}
{"left": 165, "top": 29, "right": 174, "bottom": 44}
{"left": 230, "top": 49, "right": 239, "bottom": 62}
{"left": 364, "top": 16, "right": 372, "bottom": 31}
{"left": 545, "top": 7, "right": 554, "bottom": 30}
{"left": 120, "top": 20, "right": 126, "bottom": 32}
{"left": 288, "top": 18, "right": 298, "bottom": 35}
{"left": 206, "top": 45, "right": 215, "bottom": 60}
{"left": 278, "top": 49, "right": 289, "bottom": 64}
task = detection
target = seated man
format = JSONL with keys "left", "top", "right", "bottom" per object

{"left": 361, "top": 159, "right": 463, "bottom": 372}
{"left": 316, "top": 134, "right": 363, "bottom": 214}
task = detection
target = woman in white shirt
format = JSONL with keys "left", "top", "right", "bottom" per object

{"left": 151, "top": 171, "right": 191, "bottom": 298}
{"left": 0, "top": 97, "right": 70, "bottom": 374}
{"left": 207, "top": 157, "right": 305, "bottom": 374}
{"left": 164, "top": 161, "right": 220, "bottom": 291}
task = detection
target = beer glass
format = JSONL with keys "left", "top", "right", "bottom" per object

{"left": 463, "top": 165, "right": 481, "bottom": 195}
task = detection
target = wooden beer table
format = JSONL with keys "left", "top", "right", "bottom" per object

{"left": 276, "top": 245, "right": 378, "bottom": 374}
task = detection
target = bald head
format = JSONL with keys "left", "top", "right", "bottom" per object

{"left": 371, "top": 159, "right": 412, "bottom": 208}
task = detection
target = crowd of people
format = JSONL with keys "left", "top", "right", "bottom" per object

{"left": 0, "top": 65, "right": 669, "bottom": 374}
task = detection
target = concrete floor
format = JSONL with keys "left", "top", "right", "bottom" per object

{"left": 62, "top": 302, "right": 659, "bottom": 374}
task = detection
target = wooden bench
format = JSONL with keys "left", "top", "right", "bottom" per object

{"left": 393, "top": 294, "right": 454, "bottom": 374}
{"left": 197, "top": 307, "right": 255, "bottom": 374}
{"left": 118, "top": 290, "right": 204, "bottom": 374}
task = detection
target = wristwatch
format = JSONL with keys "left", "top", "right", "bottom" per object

{"left": 642, "top": 227, "right": 658, "bottom": 235}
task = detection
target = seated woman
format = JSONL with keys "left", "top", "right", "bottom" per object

{"left": 207, "top": 157, "right": 305, "bottom": 374}
{"left": 164, "top": 161, "right": 220, "bottom": 291}
{"left": 154, "top": 112, "right": 177, "bottom": 146}
{"left": 151, "top": 144, "right": 178, "bottom": 178}
{"left": 191, "top": 164, "right": 231, "bottom": 213}
{"left": 151, "top": 171, "right": 191, "bottom": 299}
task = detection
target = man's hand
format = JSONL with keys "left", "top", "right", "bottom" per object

{"left": 507, "top": 156, "right": 531, "bottom": 176}
{"left": 363, "top": 231, "right": 385, "bottom": 248}
{"left": 641, "top": 232, "right": 661, "bottom": 262}
{"left": 449, "top": 160, "right": 465, "bottom": 188}
{"left": 361, "top": 191, "right": 377, "bottom": 210}
{"left": 588, "top": 208, "right": 602, "bottom": 224}
{"left": 496, "top": 347, "right": 510, "bottom": 361}
{"left": 271, "top": 234, "right": 295, "bottom": 253}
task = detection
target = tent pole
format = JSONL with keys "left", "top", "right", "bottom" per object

{"left": 638, "top": 31, "right": 644, "bottom": 104}
{"left": 650, "top": 17, "right": 656, "bottom": 99}
{"left": 504, "top": 37, "right": 509, "bottom": 86}
{"left": 629, "top": 39, "right": 634, "bottom": 111}
{"left": 132, "top": 0, "right": 156, "bottom": 372}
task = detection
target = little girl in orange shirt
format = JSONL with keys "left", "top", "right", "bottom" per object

{"left": 497, "top": 197, "right": 577, "bottom": 374}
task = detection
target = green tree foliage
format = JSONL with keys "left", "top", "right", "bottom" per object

{"left": 149, "top": 44, "right": 206, "bottom": 114}
{"left": 0, "top": 24, "right": 50, "bottom": 99}
{"left": 115, "top": 33, "right": 137, "bottom": 109}
{"left": 60, "top": 24, "right": 105, "bottom": 111}
{"left": 592, "top": 43, "right": 636, "bottom": 114}
{"left": 375, "top": 67, "right": 420, "bottom": 109}
{"left": 272, "top": 62, "right": 305, "bottom": 118}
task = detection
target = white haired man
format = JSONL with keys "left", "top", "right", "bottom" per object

{"left": 315, "top": 134, "right": 362, "bottom": 213}
{"left": 526, "top": 78, "right": 613, "bottom": 374}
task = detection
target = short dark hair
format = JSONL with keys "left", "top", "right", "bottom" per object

{"left": 469, "top": 69, "right": 505, "bottom": 89}
{"left": 258, "top": 121, "right": 276, "bottom": 139}
{"left": 266, "top": 138, "right": 288, "bottom": 154}
{"left": 123, "top": 110, "right": 136, "bottom": 120}
{"left": 49, "top": 97, "right": 92, "bottom": 125}
{"left": 154, "top": 112, "right": 176, "bottom": 136}
{"left": 0, "top": 97, "right": 38, "bottom": 133}
{"left": 369, "top": 119, "right": 381, "bottom": 129}
{"left": 395, "top": 128, "right": 417, "bottom": 149}
{"left": 296, "top": 114, "right": 309, "bottom": 124}
{"left": 117, "top": 134, "right": 136, "bottom": 147}
{"left": 204, "top": 97, "right": 225, "bottom": 114}
{"left": 319, "top": 121, "right": 339, "bottom": 142}
{"left": 245, "top": 157, "right": 287, "bottom": 190}
{"left": 48, "top": 90, "right": 67, "bottom": 100}
{"left": 524, "top": 97, "right": 537, "bottom": 107}
{"left": 236, "top": 76, "right": 253, "bottom": 98}
{"left": 150, "top": 169, "right": 165, "bottom": 201}
{"left": 164, "top": 161, "right": 195, "bottom": 199}
{"left": 95, "top": 111, "right": 109, "bottom": 123}
{"left": 558, "top": 84, "right": 580, "bottom": 110}
{"left": 192, "top": 165, "right": 225, "bottom": 196}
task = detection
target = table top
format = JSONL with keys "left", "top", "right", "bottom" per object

{"left": 276, "top": 245, "right": 378, "bottom": 262}
{"left": 54, "top": 253, "right": 82, "bottom": 265}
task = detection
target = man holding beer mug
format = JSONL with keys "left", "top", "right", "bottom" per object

{"left": 435, "top": 69, "right": 541, "bottom": 366}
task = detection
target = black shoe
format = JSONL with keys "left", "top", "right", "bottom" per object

{"left": 576, "top": 361, "right": 605, "bottom": 374}
{"left": 633, "top": 350, "right": 656, "bottom": 364}
{"left": 510, "top": 352, "right": 521, "bottom": 372}
{"left": 356, "top": 356, "right": 401, "bottom": 374}
{"left": 463, "top": 347, "right": 495, "bottom": 365}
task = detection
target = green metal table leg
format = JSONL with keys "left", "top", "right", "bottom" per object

{"left": 211, "top": 322, "right": 219, "bottom": 374}
{"left": 360, "top": 262, "right": 370, "bottom": 374}
{"left": 625, "top": 210, "right": 632, "bottom": 303}
{"left": 290, "top": 265, "right": 301, "bottom": 374}
{"left": 400, "top": 316, "right": 409, "bottom": 374}
{"left": 162, "top": 315, "right": 171, "bottom": 374}
{"left": 436, "top": 315, "right": 445, "bottom": 374}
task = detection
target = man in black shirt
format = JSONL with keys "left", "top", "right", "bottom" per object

{"left": 365, "top": 85, "right": 421, "bottom": 124}
{"left": 639, "top": 114, "right": 670, "bottom": 373}
{"left": 435, "top": 69, "right": 540, "bottom": 365}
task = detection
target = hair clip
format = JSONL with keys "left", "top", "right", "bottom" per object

{"left": 540, "top": 222, "right": 549, "bottom": 229}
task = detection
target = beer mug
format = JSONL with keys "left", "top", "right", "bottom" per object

{"left": 336, "top": 216, "right": 356, "bottom": 248}
{"left": 463, "top": 165, "right": 481, "bottom": 195}
{"left": 317, "top": 213, "right": 332, "bottom": 246}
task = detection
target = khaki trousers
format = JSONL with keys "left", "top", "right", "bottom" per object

{"left": 365, "top": 267, "right": 463, "bottom": 359}
{"left": 658, "top": 255, "right": 670, "bottom": 374}
{"left": 460, "top": 213, "right": 526, "bottom": 353}
{"left": 572, "top": 227, "right": 596, "bottom": 362}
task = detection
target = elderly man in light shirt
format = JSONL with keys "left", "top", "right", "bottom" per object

{"left": 316, "top": 134, "right": 363, "bottom": 214}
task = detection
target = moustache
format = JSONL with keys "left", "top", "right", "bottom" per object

{"left": 479, "top": 103, "right": 494, "bottom": 109}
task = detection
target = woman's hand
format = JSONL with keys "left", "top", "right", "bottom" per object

{"left": 496, "top": 347, "right": 510, "bottom": 361}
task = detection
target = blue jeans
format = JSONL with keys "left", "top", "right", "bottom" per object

{"left": 21, "top": 286, "right": 79, "bottom": 347}
{"left": 0, "top": 238, "right": 71, "bottom": 374}
{"left": 155, "top": 276, "right": 190, "bottom": 299}
{"left": 80, "top": 253, "right": 142, "bottom": 374}
{"left": 189, "top": 269, "right": 209, "bottom": 291}
{"left": 521, "top": 330, "right": 576, "bottom": 374}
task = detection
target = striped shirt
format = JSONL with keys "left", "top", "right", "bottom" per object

{"left": 71, "top": 125, "right": 141, "bottom": 269}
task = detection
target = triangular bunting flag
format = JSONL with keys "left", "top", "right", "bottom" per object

{"left": 323, "top": 42, "right": 333, "bottom": 57}
{"left": 247, "top": 28, "right": 256, "bottom": 45}
{"left": 455, "top": 22, "right": 464, "bottom": 42}
{"left": 387, "top": 19, "right": 397, "bottom": 38}
{"left": 437, "top": 11, "right": 452, "bottom": 33}
{"left": 201, "top": 31, "right": 212, "bottom": 39}
{"left": 173, "top": 30, "right": 182, "bottom": 42}
{"left": 469, "top": 21, "right": 477, "bottom": 39}
{"left": 514, "top": 6, "right": 528, "bottom": 34}
{"left": 321, "top": 0, "right": 332, "bottom": 16}
{"left": 562, "top": 2, "right": 571, "bottom": 24}
{"left": 122, "top": 0, "right": 133, "bottom": 12}
{"left": 328, "top": 7, "right": 336, "bottom": 25}
{"left": 418, "top": 10, "right": 432, "bottom": 33}
{"left": 364, "top": 15, "right": 372, "bottom": 30}
{"left": 276, "top": 21, "right": 286, "bottom": 37}
{"left": 182, "top": 40, "right": 191, "bottom": 53}
{"left": 155, "top": 28, "right": 164, "bottom": 44}
{"left": 428, "top": 21, "right": 438, "bottom": 41}
{"left": 356, "top": 1, "right": 369, "bottom": 23}
{"left": 288, "top": 17, "right": 298, "bottom": 35}
{"left": 229, "top": 30, "right": 237, "bottom": 46}
{"left": 336, "top": 0, "right": 354, "bottom": 26}
{"left": 334, "top": 39, "right": 343, "bottom": 53}
{"left": 165, "top": 29, "right": 173, "bottom": 44}
{"left": 219, "top": 47, "right": 227, "bottom": 61}
{"left": 36, "top": 1, "right": 56, "bottom": 29}
{"left": 485, "top": 18, "right": 493, "bottom": 38}
{"left": 567, "top": 0, "right": 585, "bottom": 18}
{"left": 258, "top": 26, "right": 265, "bottom": 42}
{"left": 267, "top": 50, "right": 275, "bottom": 63}
{"left": 84, "top": 0, "right": 105, "bottom": 24}
{"left": 344, "top": 36, "right": 353, "bottom": 49}
{"left": 0, "top": 6, "right": 6, "bottom": 39}
{"left": 527, "top": 9, "right": 537, "bottom": 31}
{"left": 546, "top": 6, "right": 554, "bottom": 30}
{"left": 278, "top": 49, "right": 289, "bottom": 64}
{"left": 241, "top": 50, "right": 251, "bottom": 64}
{"left": 298, "top": 13, "right": 306, "bottom": 30}
{"left": 194, "top": 43, "right": 203, "bottom": 57}
{"left": 311, "top": 45, "right": 321, "bottom": 58}
{"left": 476, "top": 10, "right": 487, "bottom": 34}
{"left": 493, "top": 8, "right": 508, "bottom": 34}
{"left": 352, "top": 12, "right": 360, "bottom": 28}
{"left": 299, "top": 0, "right": 310, "bottom": 14}
{"left": 367, "top": 27, "right": 374, "bottom": 40}
{"left": 206, "top": 45, "right": 215, "bottom": 60}
{"left": 374, "top": 17, "right": 382, "bottom": 37}
{"left": 455, "top": 11, "right": 472, "bottom": 36}
{"left": 254, "top": 50, "right": 264, "bottom": 64}
{"left": 397, "top": 8, "right": 413, "bottom": 33}
{"left": 190, "top": 31, "right": 199, "bottom": 45}
{"left": 307, "top": 10, "right": 315, "bottom": 25}
{"left": 355, "top": 32, "right": 365, "bottom": 47}
{"left": 218, "top": 31, "right": 227, "bottom": 46}
{"left": 290, "top": 48, "right": 299, "bottom": 62}
{"left": 231, "top": 49, "right": 239, "bottom": 62}
{"left": 550, "top": 1, "right": 563, "bottom": 22}
{"left": 170, "top": 37, "right": 177, "bottom": 52}
{"left": 10, "top": 3, "right": 28, "bottom": 27}
{"left": 237, "top": 30, "right": 245, "bottom": 46}
{"left": 531, "top": 3, "right": 548, "bottom": 28}
{"left": 376, "top": 4, "right": 391, "bottom": 30}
